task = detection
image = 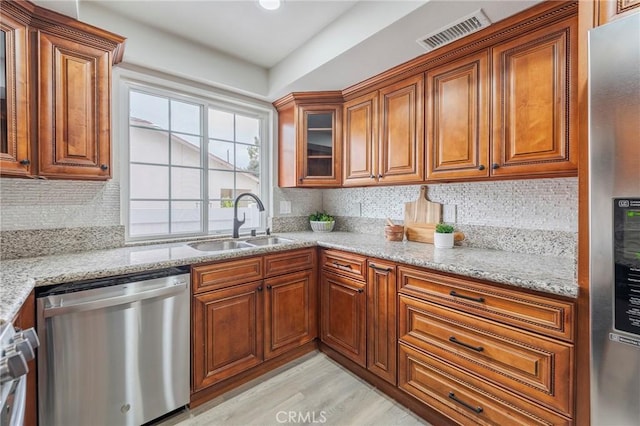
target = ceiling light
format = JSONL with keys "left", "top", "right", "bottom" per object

{"left": 259, "top": 0, "right": 281, "bottom": 11}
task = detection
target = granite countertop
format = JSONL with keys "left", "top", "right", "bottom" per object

{"left": 0, "top": 232, "right": 578, "bottom": 324}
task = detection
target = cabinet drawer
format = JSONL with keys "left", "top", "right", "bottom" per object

{"left": 399, "top": 295, "right": 573, "bottom": 416}
{"left": 192, "top": 257, "right": 263, "bottom": 293}
{"left": 398, "top": 266, "right": 575, "bottom": 342}
{"left": 321, "top": 249, "right": 367, "bottom": 281}
{"left": 399, "top": 343, "right": 571, "bottom": 425}
{"left": 264, "top": 248, "right": 315, "bottom": 277}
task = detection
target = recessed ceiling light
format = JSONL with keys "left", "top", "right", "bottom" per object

{"left": 259, "top": 0, "right": 281, "bottom": 11}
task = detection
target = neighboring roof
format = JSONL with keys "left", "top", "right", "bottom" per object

{"left": 130, "top": 117, "right": 259, "bottom": 183}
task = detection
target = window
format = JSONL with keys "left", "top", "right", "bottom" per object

{"left": 124, "top": 84, "right": 268, "bottom": 240}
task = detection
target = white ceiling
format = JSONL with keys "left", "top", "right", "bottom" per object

{"left": 32, "top": 0, "right": 542, "bottom": 101}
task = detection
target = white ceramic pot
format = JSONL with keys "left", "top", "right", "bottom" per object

{"left": 433, "top": 232, "right": 454, "bottom": 249}
{"left": 310, "top": 220, "right": 335, "bottom": 232}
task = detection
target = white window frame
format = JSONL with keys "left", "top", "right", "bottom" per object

{"left": 117, "top": 70, "right": 272, "bottom": 243}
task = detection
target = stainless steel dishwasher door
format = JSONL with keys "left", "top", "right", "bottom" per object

{"left": 37, "top": 269, "right": 190, "bottom": 426}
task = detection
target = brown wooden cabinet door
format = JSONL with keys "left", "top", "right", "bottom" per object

{"left": 343, "top": 92, "right": 377, "bottom": 186}
{"left": 378, "top": 74, "right": 424, "bottom": 184}
{"left": 598, "top": 0, "right": 640, "bottom": 25}
{"left": 426, "top": 51, "right": 490, "bottom": 181}
{"left": 367, "top": 260, "right": 397, "bottom": 385}
{"left": 192, "top": 281, "right": 264, "bottom": 391}
{"left": 491, "top": 17, "right": 578, "bottom": 177}
{"left": 264, "top": 269, "right": 317, "bottom": 359}
{"left": 321, "top": 270, "right": 366, "bottom": 367}
{"left": 37, "top": 31, "right": 112, "bottom": 180}
{"left": 0, "top": 9, "right": 31, "bottom": 177}
{"left": 297, "top": 104, "right": 342, "bottom": 187}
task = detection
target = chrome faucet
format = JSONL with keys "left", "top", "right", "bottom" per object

{"left": 232, "top": 193, "right": 265, "bottom": 238}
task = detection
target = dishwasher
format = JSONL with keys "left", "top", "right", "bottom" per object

{"left": 36, "top": 266, "right": 190, "bottom": 426}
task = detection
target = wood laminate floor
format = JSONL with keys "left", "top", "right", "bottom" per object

{"left": 158, "top": 352, "right": 429, "bottom": 426}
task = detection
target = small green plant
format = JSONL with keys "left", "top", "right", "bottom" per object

{"left": 435, "top": 223, "right": 454, "bottom": 233}
{"left": 309, "top": 211, "right": 334, "bottom": 222}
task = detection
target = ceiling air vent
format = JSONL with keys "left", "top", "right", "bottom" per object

{"left": 416, "top": 9, "right": 491, "bottom": 52}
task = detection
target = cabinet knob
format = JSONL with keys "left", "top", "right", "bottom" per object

{"left": 299, "top": 177, "right": 303, "bottom": 182}
{"left": 491, "top": 163, "right": 500, "bottom": 170}
{"left": 266, "top": 285, "right": 272, "bottom": 290}
{"left": 100, "top": 164, "right": 109, "bottom": 171}
{"left": 370, "top": 175, "right": 375, "bottom": 179}
{"left": 378, "top": 174, "right": 383, "bottom": 179}
{"left": 19, "top": 159, "right": 30, "bottom": 166}
{"left": 357, "top": 288, "right": 364, "bottom": 293}
{"left": 257, "top": 286, "right": 263, "bottom": 292}
{"left": 478, "top": 164, "right": 485, "bottom": 171}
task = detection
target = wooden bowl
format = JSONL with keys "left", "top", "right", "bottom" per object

{"left": 384, "top": 225, "right": 404, "bottom": 241}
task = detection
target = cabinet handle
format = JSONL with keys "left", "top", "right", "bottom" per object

{"left": 449, "top": 290, "right": 484, "bottom": 303}
{"left": 332, "top": 261, "right": 352, "bottom": 270}
{"left": 448, "top": 392, "right": 483, "bottom": 414}
{"left": 449, "top": 336, "right": 484, "bottom": 352}
{"left": 369, "top": 263, "right": 391, "bottom": 272}
{"left": 478, "top": 164, "right": 485, "bottom": 171}
{"left": 491, "top": 163, "right": 499, "bottom": 170}
{"left": 266, "top": 285, "right": 272, "bottom": 290}
{"left": 100, "top": 164, "right": 109, "bottom": 171}
{"left": 19, "top": 159, "right": 30, "bottom": 166}
{"left": 257, "top": 286, "right": 263, "bottom": 292}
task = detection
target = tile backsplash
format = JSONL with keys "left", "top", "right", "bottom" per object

{"left": 321, "top": 178, "right": 578, "bottom": 232}
{"left": 0, "top": 178, "right": 120, "bottom": 231}
{"left": 1, "top": 176, "right": 577, "bottom": 258}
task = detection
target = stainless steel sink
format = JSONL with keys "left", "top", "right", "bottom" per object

{"left": 188, "top": 236, "right": 294, "bottom": 252}
{"left": 188, "top": 240, "right": 254, "bottom": 252}
{"left": 244, "top": 237, "right": 294, "bottom": 246}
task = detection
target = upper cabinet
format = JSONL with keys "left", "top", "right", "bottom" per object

{"left": 425, "top": 50, "right": 490, "bottom": 181}
{"left": 491, "top": 17, "right": 578, "bottom": 178}
{"left": 275, "top": 92, "right": 343, "bottom": 187}
{"left": 0, "top": 6, "right": 30, "bottom": 177}
{"left": 275, "top": 1, "right": 578, "bottom": 187}
{"left": 343, "top": 75, "right": 424, "bottom": 186}
{"left": 0, "top": 0, "right": 125, "bottom": 180}
{"left": 598, "top": 0, "right": 640, "bottom": 24}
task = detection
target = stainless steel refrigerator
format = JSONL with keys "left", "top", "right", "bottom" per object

{"left": 589, "top": 11, "right": 640, "bottom": 425}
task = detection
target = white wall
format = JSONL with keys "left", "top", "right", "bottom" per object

{"left": 78, "top": 2, "right": 270, "bottom": 99}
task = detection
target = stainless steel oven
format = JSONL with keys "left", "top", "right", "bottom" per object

{"left": 0, "top": 322, "right": 39, "bottom": 426}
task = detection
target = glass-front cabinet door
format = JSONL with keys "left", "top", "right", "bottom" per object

{"left": 297, "top": 105, "right": 341, "bottom": 186}
{"left": 0, "top": 10, "right": 30, "bottom": 177}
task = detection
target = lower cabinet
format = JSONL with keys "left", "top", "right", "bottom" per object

{"left": 366, "top": 260, "right": 397, "bottom": 385}
{"left": 264, "top": 270, "right": 317, "bottom": 359}
{"left": 319, "top": 249, "right": 576, "bottom": 425}
{"left": 320, "top": 252, "right": 397, "bottom": 385}
{"left": 398, "top": 343, "right": 571, "bottom": 425}
{"left": 192, "top": 281, "right": 264, "bottom": 392}
{"left": 192, "top": 249, "right": 316, "bottom": 397}
{"left": 320, "top": 270, "right": 366, "bottom": 367}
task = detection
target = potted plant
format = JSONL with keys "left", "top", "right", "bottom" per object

{"left": 434, "top": 223, "right": 455, "bottom": 248}
{"left": 309, "top": 211, "right": 335, "bottom": 232}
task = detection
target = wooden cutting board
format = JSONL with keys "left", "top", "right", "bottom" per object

{"left": 404, "top": 186, "right": 442, "bottom": 228}
{"left": 404, "top": 186, "right": 464, "bottom": 243}
{"left": 405, "top": 224, "right": 466, "bottom": 244}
